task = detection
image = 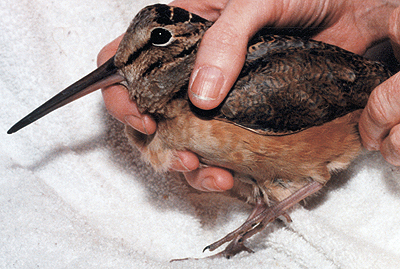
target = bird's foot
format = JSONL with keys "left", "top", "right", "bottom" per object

{"left": 203, "top": 235, "right": 254, "bottom": 259}
{"left": 171, "top": 181, "right": 323, "bottom": 261}
{"left": 171, "top": 236, "right": 254, "bottom": 262}
{"left": 203, "top": 181, "right": 323, "bottom": 258}
{"left": 202, "top": 199, "right": 274, "bottom": 259}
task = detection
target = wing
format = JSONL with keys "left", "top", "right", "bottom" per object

{"left": 218, "top": 35, "right": 391, "bottom": 135}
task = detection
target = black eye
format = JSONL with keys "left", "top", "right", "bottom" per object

{"left": 150, "top": 28, "right": 173, "bottom": 46}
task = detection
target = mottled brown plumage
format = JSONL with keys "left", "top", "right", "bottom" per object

{"left": 7, "top": 4, "right": 392, "bottom": 259}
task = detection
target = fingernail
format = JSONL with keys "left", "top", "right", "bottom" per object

{"left": 172, "top": 155, "right": 191, "bottom": 172}
{"left": 201, "top": 176, "right": 223, "bottom": 192}
{"left": 189, "top": 66, "right": 224, "bottom": 101}
{"left": 124, "top": 115, "right": 148, "bottom": 135}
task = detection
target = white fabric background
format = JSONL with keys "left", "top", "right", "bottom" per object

{"left": 1, "top": 0, "right": 400, "bottom": 268}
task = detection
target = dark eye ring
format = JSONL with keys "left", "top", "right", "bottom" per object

{"left": 150, "top": 28, "right": 173, "bottom": 46}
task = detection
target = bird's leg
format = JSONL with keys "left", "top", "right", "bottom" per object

{"left": 202, "top": 198, "right": 268, "bottom": 252}
{"left": 204, "top": 180, "right": 323, "bottom": 258}
{"left": 200, "top": 199, "right": 268, "bottom": 259}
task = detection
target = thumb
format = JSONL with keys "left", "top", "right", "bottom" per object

{"left": 187, "top": 0, "right": 271, "bottom": 110}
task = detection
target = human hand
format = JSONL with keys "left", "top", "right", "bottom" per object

{"left": 359, "top": 6, "right": 400, "bottom": 166}
{"left": 99, "top": 0, "right": 399, "bottom": 193}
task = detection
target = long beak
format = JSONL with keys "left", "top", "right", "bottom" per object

{"left": 7, "top": 56, "right": 124, "bottom": 134}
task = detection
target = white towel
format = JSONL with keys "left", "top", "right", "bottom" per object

{"left": 1, "top": 1, "right": 400, "bottom": 268}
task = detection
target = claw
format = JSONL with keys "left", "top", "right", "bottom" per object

{"left": 172, "top": 181, "right": 323, "bottom": 260}
{"left": 203, "top": 181, "right": 323, "bottom": 258}
{"left": 203, "top": 198, "right": 269, "bottom": 252}
{"left": 282, "top": 212, "right": 292, "bottom": 223}
{"left": 204, "top": 235, "right": 254, "bottom": 259}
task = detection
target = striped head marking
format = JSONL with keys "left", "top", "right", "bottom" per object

{"left": 115, "top": 4, "right": 212, "bottom": 114}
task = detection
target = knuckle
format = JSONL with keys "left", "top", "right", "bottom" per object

{"left": 367, "top": 87, "right": 392, "bottom": 128}
{"left": 367, "top": 75, "right": 400, "bottom": 129}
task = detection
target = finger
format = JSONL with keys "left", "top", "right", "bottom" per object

{"left": 380, "top": 124, "right": 400, "bottom": 166}
{"left": 97, "top": 34, "right": 124, "bottom": 66}
{"left": 101, "top": 85, "right": 156, "bottom": 134}
{"left": 184, "top": 167, "right": 234, "bottom": 192}
{"left": 169, "top": 151, "right": 200, "bottom": 172}
{"left": 98, "top": 35, "right": 157, "bottom": 135}
{"left": 187, "top": 0, "right": 274, "bottom": 110}
{"left": 359, "top": 72, "right": 400, "bottom": 150}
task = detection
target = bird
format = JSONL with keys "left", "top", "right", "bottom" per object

{"left": 7, "top": 4, "right": 392, "bottom": 259}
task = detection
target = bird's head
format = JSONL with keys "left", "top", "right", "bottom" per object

{"left": 7, "top": 4, "right": 211, "bottom": 134}
{"left": 115, "top": 4, "right": 211, "bottom": 113}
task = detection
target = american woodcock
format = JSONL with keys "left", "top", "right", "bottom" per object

{"left": 8, "top": 4, "right": 392, "bottom": 258}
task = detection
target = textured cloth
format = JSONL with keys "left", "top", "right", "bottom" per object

{"left": 1, "top": 1, "right": 400, "bottom": 268}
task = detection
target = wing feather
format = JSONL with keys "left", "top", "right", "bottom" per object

{"left": 219, "top": 35, "right": 391, "bottom": 135}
